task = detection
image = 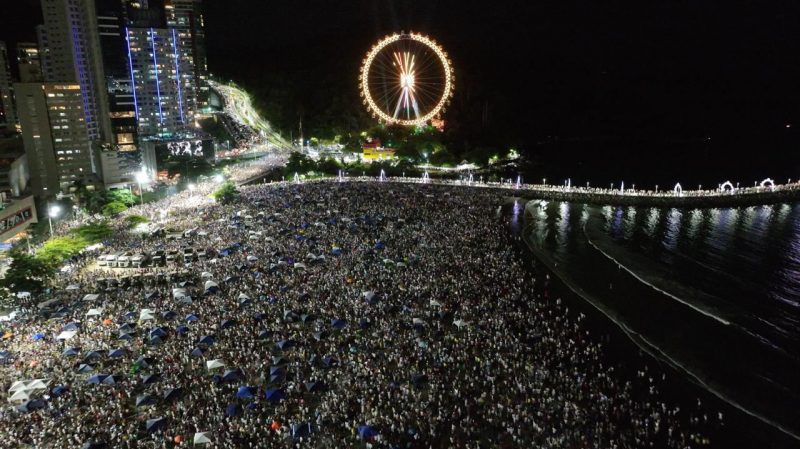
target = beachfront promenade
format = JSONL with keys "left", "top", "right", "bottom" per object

{"left": 246, "top": 174, "right": 800, "bottom": 208}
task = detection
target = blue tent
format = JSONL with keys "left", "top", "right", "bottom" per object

{"left": 225, "top": 403, "right": 242, "bottom": 417}
{"left": 322, "top": 356, "right": 338, "bottom": 368}
{"left": 265, "top": 388, "right": 285, "bottom": 403}
{"left": 136, "top": 394, "right": 158, "bottom": 407}
{"left": 312, "top": 331, "right": 326, "bottom": 341}
{"left": 162, "top": 387, "right": 183, "bottom": 401}
{"left": 275, "top": 339, "right": 294, "bottom": 350}
{"left": 300, "top": 314, "right": 315, "bottom": 324}
{"left": 118, "top": 332, "right": 134, "bottom": 341}
{"left": 118, "top": 323, "right": 135, "bottom": 333}
{"left": 220, "top": 319, "right": 237, "bottom": 329}
{"left": 17, "top": 399, "right": 46, "bottom": 413}
{"left": 176, "top": 325, "right": 189, "bottom": 335}
{"left": 190, "top": 347, "right": 204, "bottom": 357}
{"left": 62, "top": 322, "right": 79, "bottom": 331}
{"left": 291, "top": 422, "right": 311, "bottom": 439}
{"left": 269, "top": 366, "right": 284, "bottom": 376}
{"left": 145, "top": 417, "right": 167, "bottom": 433}
{"left": 331, "top": 247, "right": 343, "bottom": 256}
{"left": 257, "top": 330, "right": 272, "bottom": 340}
{"left": 0, "top": 350, "right": 12, "bottom": 363}
{"left": 108, "top": 348, "right": 125, "bottom": 358}
{"left": 331, "top": 319, "right": 347, "bottom": 330}
{"left": 185, "top": 314, "right": 199, "bottom": 322}
{"left": 145, "top": 291, "right": 160, "bottom": 300}
{"left": 31, "top": 333, "right": 45, "bottom": 341}
{"left": 222, "top": 369, "right": 242, "bottom": 382}
{"left": 149, "top": 327, "right": 167, "bottom": 338}
{"left": 84, "top": 350, "right": 103, "bottom": 361}
{"left": 161, "top": 310, "right": 177, "bottom": 320}
{"left": 304, "top": 381, "right": 323, "bottom": 392}
{"left": 271, "top": 356, "right": 288, "bottom": 366}
{"left": 77, "top": 364, "right": 94, "bottom": 373}
{"left": 198, "top": 335, "right": 215, "bottom": 346}
{"left": 358, "top": 425, "right": 379, "bottom": 440}
{"left": 87, "top": 374, "right": 109, "bottom": 384}
{"left": 63, "top": 347, "right": 81, "bottom": 357}
{"left": 236, "top": 386, "right": 255, "bottom": 399}
{"left": 141, "top": 373, "right": 161, "bottom": 384}
{"left": 102, "top": 375, "right": 118, "bottom": 385}
{"left": 51, "top": 385, "right": 69, "bottom": 396}
{"left": 134, "top": 356, "right": 152, "bottom": 368}
{"left": 147, "top": 336, "right": 163, "bottom": 346}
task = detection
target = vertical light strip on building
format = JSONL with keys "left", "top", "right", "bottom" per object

{"left": 171, "top": 28, "right": 185, "bottom": 124}
{"left": 124, "top": 27, "right": 139, "bottom": 121}
{"left": 150, "top": 28, "right": 164, "bottom": 127}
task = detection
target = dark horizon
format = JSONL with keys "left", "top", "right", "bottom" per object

{"left": 4, "top": 0, "right": 800, "bottom": 185}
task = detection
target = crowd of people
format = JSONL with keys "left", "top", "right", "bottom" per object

{"left": 0, "top": 178, "right": 721, "bottom": 448}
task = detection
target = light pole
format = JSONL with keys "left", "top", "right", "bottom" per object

{"left": 48, "top": 204, "right": 61, "bottom": 238}
{"left": 136, "top": 171, "right": 148, "bottom": 206}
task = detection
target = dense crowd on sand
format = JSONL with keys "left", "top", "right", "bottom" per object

{"left": 0, "top": 180, "right": 722, "bottom": 448}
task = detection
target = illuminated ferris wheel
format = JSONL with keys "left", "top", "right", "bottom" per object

{"left": 359, "top": 33, "right": 454, "bottom": 127}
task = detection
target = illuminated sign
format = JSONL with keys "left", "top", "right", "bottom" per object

{"left": 167, "top": 140, "right": 204, "bottom": 157}
{"left": 0, "top": 207, "right": 33, "bottom": 234}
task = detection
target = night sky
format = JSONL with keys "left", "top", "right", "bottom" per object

{"left": 4, "top": 0, "right": 800, "bottom": 185}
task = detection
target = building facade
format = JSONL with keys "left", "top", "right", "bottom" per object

{"left": 165, "top": 0, "right": 206, "bottom": 110}
{"left": 15, "top": 83, "right": 96, "bottom": 197}
{"left": 16, "top": 43, "right": 44, "bottom": 83}
{"left": 0, "top": 42, "right": 17, "bottom": 131}
{"left": 126, "top": 27, "right": 191, "bottom": 137}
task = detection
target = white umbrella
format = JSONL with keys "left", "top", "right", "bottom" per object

{"left": 293, "top": 263, "right": 307, "bottom": 270}
{"left": 246, "top": 255, "right": 258, "bottom": 262}
{"left": 85, "top": 308, "right": 103, "bottom": 317}
{"left": 204, "top": 280, "right": 219, "bottom": 291}
{"left": 173, "top": 288, "right": 188, "bottom": 299}
{"left": 7, "top": 389, "right": 30, "bottom": 403}
{"left": 8, "top": 381, "right": 28, "bottom": 393}
{"left": 206, "top": 359, "right": 225, "bottom": 370}
{"left": 193, "top": 432, "right": 213, "bottom": 445}
{"left": 429, "top": 300, "right": 442, "bottom": 308}
{"left": 139, "top": 309, "right": 156, "bottom": 321}
{"left": 26, "top": 379, "right": 49, "bottom": 391}
{"left": 56, "top": 330, "right": 78, "bottom": 341}
{"left": 454, "top": 319, "right": 469, "bottom": 328}
{"left": 412, "top": 318, "right": 425, "bottom": 326}
{"left": 237, "top": 293, "right": 251, "bottom": 301}
{"left": 66, "top": 284, "right": 80, "bottom": 291}
{"left": 83, "top": 294, "right": 100, "bottom": 302}
{"left": 201, "top": 272, "right": 213, "bottom": 279}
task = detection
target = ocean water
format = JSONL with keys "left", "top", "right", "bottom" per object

{"left": 520, "top": 200, "right": 800, "bottom": 445}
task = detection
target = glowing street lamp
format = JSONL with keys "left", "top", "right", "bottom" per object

{"left": 48, "top": 204, "right": 61, "bottom": 238}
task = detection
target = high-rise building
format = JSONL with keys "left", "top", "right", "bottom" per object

{"left": 39, "top": 0, "right": 112, "bottom": 142}
{"left": 0, "top": 42, "right": 17, "bottom": 130}
{"left": 16, "top": 43, "right": 44, "bottom": 83}
{"left": 165, "top": 0, "right": 206, "bottom": 110}
{"left": 15, "top": 83, "right": 97, "bottom": 197}
{"left": 36, "top": 25, "right": 53, "bottom": 82}
{"left": 126, "top": 27, "right": 191, "bottom": 137}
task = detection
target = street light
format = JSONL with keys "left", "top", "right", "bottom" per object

{"left": 136, "top": 171, "right": 148, "bottom": 206}
{"left": 188, "top": 183, "right": 196, "bottom": 196}
{"left": 48, "top": 204, "right": 61, "bottom": 238}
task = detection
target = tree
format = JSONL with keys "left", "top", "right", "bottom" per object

{"left": 102, "top": 201, "right": 128, "bottom": 217}
{"left": 105, "top": 189, "right": 138, "bottom": 207}
{"left": 124, "top": 215, "right": 149, "bottom": 228}
{"left": 0, "top": 251, "right": 54, "bottom": 294}
{"left": 211, "top": 181, "right": 239, "bottom": 204}
{"left": 286, "top": 152, "right": 314, "bottom": 174}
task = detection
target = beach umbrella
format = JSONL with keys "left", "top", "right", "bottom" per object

{"left": 56, "top": 330, "right": 78, "bottom": 341}
{"left": 147, "top": 336, "right": 164, "bottom": 346}
{"left": 275, "top": 339, "right": 294, "bottom": 350}
{"left": 84, "top": 351, "right": 103, "bottom": 361}
{"left": 63, "top": 347, "right": 81, "bottom": 357}
{"left": 225, "top": 403, "right": 242, "bottom": 417}
{"left": 220, "top": 319, "right": 237, "bottom": 329}
{"left": 363, "top": 291, "right": 378, "bottom": 305}
{"left": 253, "top": 312, "right": 265, "bottom": 321}
{"left": 330, "top": 319, "right": 347, "bottom": 330}
{"left": 198, "top": 335, "right": 215, "bottom": 346}
{"left": 76, "top": 364, "right": 94, "bottom": 373}
{"left": 150, "top": 327, "right": 168, "bottom": 338}
{"left": 185, "top": 314, "right": 199, "bottom": 322}
{"left": 257, "top": 330, "right": 272, "bottom": 340}
{"left": 176, "top": 325, "right": 189, "bottom": 335}
{"left": 221, "top": 369, "right": 242, "bottom": 382}
{"left": 454, "top": 319, "right": 469, "bottom": 329}
{"left": 145, "top": 417, "right": 167, "bottom": 433}
{"left": 312, "top": 331, "right": 327, "bottom": 341}
{"left": 235, "top": 386, "right": 255, "bottom": 399}
{"left": 31, "top": 333, "right": 45, "bottom": 341}
{"left": 206, "top": 359, "right": 225, "bottom": 370}
{"left": 66, "top": 284, "right": 80, "bottom": 290}
{"left": 141, "top": 373, "right": 161, "bottom": 384}
{"left": 17, "top": 399, "right": 46, "bottom": 413}
{"left": 108, "top": 348, "right": 126, "bottom": 358}
{"left": 136, "top": 394, "right": 158, "bottom": 407}
{"left": 162, "top": 387, "right": 184, "bottom": 402}
{"left": 161, "top": 310, "right": 177, "bottom": 320}
{"left": 358, "top": 425, "right": 379, "bottom": 440}
{"left": 190, "top": 347, "right": 205, "bottom": 357}
{"left": 8, "top": 389, "right": 30, "bottom": 403}
{"left": 62, "top": 322, "right": 80, "bottom": 331}
{"left": 87, "top": 374, "right": 108, "bottom": 384}
{"left": 265, "top": 388, "right": 285, "bottom": 403}
{"left": 118, "top": 332, "right": 134, "bottom": 341}
{"left": 81, "top": 442, "right": 107, "bottom": 449}
{"left": 271, "top": 356, "right": 288, "bottom": 366}
{"left": 192, "top": 432, "right": 213, "bottom": 445}
{"left": 304, "top": 381, "right": 323, "bottom": 392}
{"left": 321, "top": 356, "right": 338, "bottom": 368}
{"left": 102, "top": 375, "right": 119, "bottom": 385}
{"left": 51, "top": 385, "right": 68, "bottom": 397}
{"left": 300, "top": 313, "right": 315, "bottom": 324}
{"left": 118, "top": 323, "right": 135, "bottom": 332}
